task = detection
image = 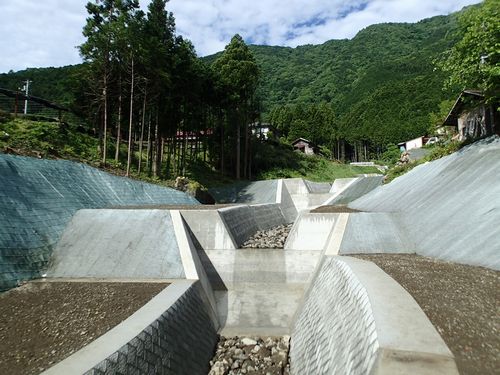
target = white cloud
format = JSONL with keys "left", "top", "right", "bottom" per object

{"left": 0, "top": 0, "right": 482, "bottom": 73}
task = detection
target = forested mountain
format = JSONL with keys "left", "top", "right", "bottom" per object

{"left": 0, "top": 5, "right": 483, "bottom": 164}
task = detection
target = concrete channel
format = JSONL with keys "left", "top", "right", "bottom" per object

{"left": 8, "top": 148, "right": 496, "bottom": 374}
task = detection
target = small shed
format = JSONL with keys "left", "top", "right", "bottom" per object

{"left": 292, "top": 138, "right": 316, "bottom": 155}
{"left": 442, "top": 90, "right": 499, "bottom": 140}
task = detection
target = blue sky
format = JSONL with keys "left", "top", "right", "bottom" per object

{"left": 0, "top": 0, "right": 482, "bottom": 73}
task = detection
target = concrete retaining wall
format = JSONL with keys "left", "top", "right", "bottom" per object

{"left": 180, "top": 210, "right": 236, "bottom": 250}
{"left": 250, "top": 204, "right": 287, "bottom": 231}
{"left": 47, "top": 210, "right": 185, "bottom": 279}
{"left": 0, "top": 154, "right": 198, "bottom": 290}
{"left": 325, "top": 175, "right": 384, "bottom": 206}
{"left": 42, "top": 281, "right": 218, "bottom": 375}
{"left": 350, "top": 137, "right": 500, "bottom": 269}
{"left": 209, "top": 180, "right": 278, "bottom": 204}
{"left": 290, "top": 256, "right": 458, "bottom": 375}
{"left": 284, "top": 213, "right": 337, "bottom": 250}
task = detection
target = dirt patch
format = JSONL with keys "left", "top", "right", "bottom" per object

{"left": 309, "top": 205, "right": 362, "bottom": 213}
{"left": 0, "top": 281, "right": 168, "bottom": 375}
{"left": 352, "top": 254, "right": 499, "bottom": 375}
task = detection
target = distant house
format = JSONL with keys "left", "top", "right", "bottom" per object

{"left": 292, "top": 138, "right": 317, "bottom": 155}
{"left": 251, "top": 122, "right": 278, "bottom": 140}
{"left": 397, "top": 136, "right": 429, "bottom": 152}
{"left": 441, "top": 90, "right": 499, "bottom": 140}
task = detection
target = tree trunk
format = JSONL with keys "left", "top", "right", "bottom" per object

{"left": 115, "top": 72, "right": 122, "bottom": 162}
{"left": 138, "top": 86, "right": 147, "bottom": 174}
{"left": 126, "top": 58, "right": 134, "bottom": 177}
{"left": 146, "top": 112, "right": 152, "bottom": 174}
{"left": 102, "top": 71, "right": 108, "bottom": 165}
{"left": 152, "top": 110, "right": 160, "bottom": 178}
{"left": 236, "top": 121, "right": 241, "bottom": 179}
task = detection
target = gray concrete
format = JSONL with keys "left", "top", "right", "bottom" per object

{"left": 290, "top": 256, "right": 458, "bottom": 375}
{"left": 180, "top": 210, "right": 237, "bottom": 250}
{"left": 325, "top": 175, "right": 384, "bottom": 205}
{"left": 0, "top": 154, "right": 197, "bottom": 290}
{"left": 285, "top": 213, "right": 337, "bottom": 251}
{"left": 209, "top": 180, "right": 278, "bottom": 204}
{"left": 47, "top": 209, "right": 185, "bottom": 279}
{"left": 329, "top": 177, "right": 357, "bottom": 193}
{"left": 200, "top": 249, "right": 321, "bottom": 335}
{"left": 42, "top": 280, "right": 218, "bottom": 375}
{"left": 218, "top": 206, "right": 260, "bottom": 248}
{"left": 350, "top": 136, "right": 500, "bottom": 269}
{"left": 250, "top": 203, "right": 287, "bottom": 231}
{"left": 277, "top": 180, "right": 299, "bottom": 223}
{"left": 340, "top": 212, "right": 415, "bottom": 254}
{"left": 303, "top": 180, "right": 331, "bottom": 193}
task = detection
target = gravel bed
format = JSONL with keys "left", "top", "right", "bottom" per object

{"left": 0, "top": 281, "right": 168, "bottom": 375}
{"left": 242, "top": 224, "right": 293, "bottom": 249}
{"left": 208, "top": 336, "right": 290, "bottom": 375}
{"left": 352, "top": 254, "right": 499, "bottom": 375}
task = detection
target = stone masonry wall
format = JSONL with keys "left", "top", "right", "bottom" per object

{"left": 0, "top": 154, "right": 198, "bottom": 290}
{"left": 85, "top": 283, "right": 217, "bottom": 375}
{"left": 290, "top": 257, "right": 379, "bottom": 375}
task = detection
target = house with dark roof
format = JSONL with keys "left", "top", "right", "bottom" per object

{"left": 442, "top": 90, "right": 499, "bottom": 140}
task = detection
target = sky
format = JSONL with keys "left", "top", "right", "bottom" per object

{"left": 0, "top": 0, "right": 482, "bottom": 73}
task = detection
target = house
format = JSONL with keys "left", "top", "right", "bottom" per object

{"left": 292, "top": 138, "right": 317, "bottom": 155}
{"left": 251, "top": 122, "right": 277, "bottom": 140}
{"left": 441, "top": 90, "right": 499, "bottom": 140}
{"left": 397, "top": 136, "right": 429, "bottom": 152}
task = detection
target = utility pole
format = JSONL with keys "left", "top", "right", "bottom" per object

{"left": 22, "top": 79, "right": 32, "bottom": 115}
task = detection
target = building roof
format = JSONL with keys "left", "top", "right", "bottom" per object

{"left": 291, "top": 137, "right": 313, "bottom": 145}
{"left": 443, "top": 89, "right": 485, "bottom": 127}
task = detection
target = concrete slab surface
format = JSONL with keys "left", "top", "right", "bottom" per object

{"left": 47, "top": 209, "right": 185, "bottom": 279}
{"left": 285, "top": 213, "right": 337, "bottom": 250}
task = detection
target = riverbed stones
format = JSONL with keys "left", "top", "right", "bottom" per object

{"left": 242, "top": 224, "right": 293, "bottom": 249}
{"left": 208, "top": 336, "right": 290, "bottom": 375}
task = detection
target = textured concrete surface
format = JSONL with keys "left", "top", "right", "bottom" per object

{"left": 218, "top": 206, "right": 260, "bottom": 248}
{"left": 325, "top": 175, "right": 384, "bottom": 205}
{"left": 42, "top": 281, "right": 217, "bottom": 375}
{"left": 48, "top": 210, "right": 185, "bottom": 279}
{"left": 0, "top": 154, "right": 198, "bottom": 290}
{"left": 290, "top": 257, "right": 379, "bottom": 375}
{"left": 350, "top": 137, "right": 500, "bottom": 269}
{"left": 290, "top": 256, "right": 458, "bottom": 375}
{"left": 209, "top": 180, "right": 278, "bottom": 204}
{"left": 340, "top": 212, "right": 415, "bottom": 254}
{"left": 329, "top": 177, "right": 357, "bottom": 194}
{"left": 303, "top": 180, "right": 331, "bottom": 193}
{"left": 250, "top": 204, "right": 287, "bottom": 231}
{"left": 277, "top": 180, "right": 299, "bottom": 223}
{"left": 284, "top": 213, "right": 337, "bottom": 250}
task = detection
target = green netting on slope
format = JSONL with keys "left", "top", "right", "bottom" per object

{"left": 0, "top": 154, "right": 199, "bottom": 290}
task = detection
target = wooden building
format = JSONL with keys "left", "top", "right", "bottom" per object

{"left": 442, "top": 90, "right": 499, "bottom": 140}
{"left": 292, "top": 138, "right": 317, "bottom": 155}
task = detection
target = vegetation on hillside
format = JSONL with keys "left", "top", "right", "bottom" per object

{"left": 0, "top": 1, "right": 497, "bottom": 185}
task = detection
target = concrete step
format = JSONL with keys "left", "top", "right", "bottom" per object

{"left": 199, "top": 249, "right": 320, "bottom": 289}
{"left": 214, "top": 283, "right": 307, "bottom": 336}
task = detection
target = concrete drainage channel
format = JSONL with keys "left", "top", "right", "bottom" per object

{"left": 31, "top": 177, "right": 460, "bottom": 375}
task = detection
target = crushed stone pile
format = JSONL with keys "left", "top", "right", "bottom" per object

{"left": 208, "top": 336, "right": 290, "bottom": 375}
{"left": 242, "top": 224, "right": 293, "bottom": 249}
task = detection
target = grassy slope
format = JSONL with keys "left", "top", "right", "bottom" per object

{"left": 0, "top": 117, "right": 380, "bottom": 188}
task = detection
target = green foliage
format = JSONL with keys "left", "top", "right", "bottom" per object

{"left": 384, "top": 140, "right": 461, "bottom": 183}
{"left": 380, "top": 144, "right": 401, "bottom": 165}
{"left": 439, "top": 0, "right": 500, "bottom": 103}
{"left": 0, "top": 118, "right": 99, "bottom": 160}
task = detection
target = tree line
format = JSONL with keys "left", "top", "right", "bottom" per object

{"left": 77, "top": 0, "right": 259, "bottom": 180}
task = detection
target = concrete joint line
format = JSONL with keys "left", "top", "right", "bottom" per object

{"left": 325, "top": 213, "right": 349, "bottom": 255}
{"left": 276, "top": 179, "right": 283, "bottom": 204}
{"left": 324, "top": 177, "right": 359, "bottom": 205}
{"left": 171, "top": 210, "right": 198, "bottom": 280}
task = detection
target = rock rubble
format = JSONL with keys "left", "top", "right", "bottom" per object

{"left": 208, "top": 336, "right": 290, "bottom": 375}
{"left": 242, "top": 224, "right": 293, "bottom": 249}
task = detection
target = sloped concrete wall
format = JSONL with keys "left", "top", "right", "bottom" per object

{"left": 350, "top": 137, "right": 500, "bottom": 269}
{"left": 209, "top": 180, "right": 278, "bottom": 204}
{"left": 0, "top": 155, "right": 198, "bottom": 290}
{"left": 43, "top": 281, "right": 217, "bottom": 375}
{"left": 284, "top": 213, "right": 337, "bottom": 250}
{"left": 47, "top": 209, "right": 185, "bottom": 279}
{"left": 290, "top": 257, "right": 379, "bottom": 374}
{"left": 290, "top": 256, "right": 458, "bottom": 375}
{"left": 326, "top": 175, "right": 384, "bottom": 205}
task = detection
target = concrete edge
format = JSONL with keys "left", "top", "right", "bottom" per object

{"left": 339, "top": 256, "right": 459, "bottom": 375}
{"left": 171, "top": 210, "right": 220, "bottom": 329}
{"left": 323, "top": 177, "right": 359, "bottom": 205}
{"left": 283, "top": 211, "right": 305, "bottom": 249}
{"left": 324, "top": 213, "right": 349, "bottom": 255}
{"left": 41, "top": 280, "right": 194, "bottom": 375}
{"left": 276, "top": 179, "right": 283, "bottom": 204}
